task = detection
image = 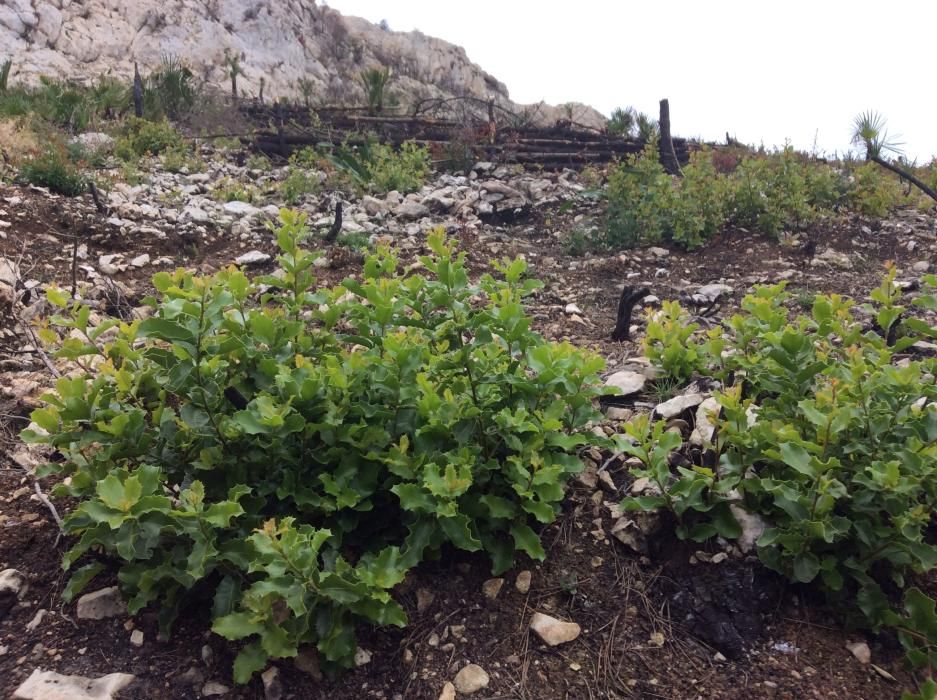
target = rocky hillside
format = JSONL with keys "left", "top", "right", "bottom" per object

{"left": 0, "top": 0, "right": 605, "bottom": 127}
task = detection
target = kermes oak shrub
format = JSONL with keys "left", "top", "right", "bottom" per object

{"left": 24, "top": 212, "right": 606, "bottom": 681}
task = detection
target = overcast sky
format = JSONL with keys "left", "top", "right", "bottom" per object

{"left": 328, "top": 0, "right": 937, "bottom": 162}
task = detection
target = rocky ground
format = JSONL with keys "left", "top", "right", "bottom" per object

{"left": 1, "top": 146, "right": 936, "bottom": 699}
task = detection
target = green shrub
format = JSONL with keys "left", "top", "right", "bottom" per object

{"left": 847, "top": 161, "right": 903, "bottom": 218}
{"left": 603, "top": 145, "right": 728, "bottom": 250}
{"left": 0, "top": 58, "right": 11, "bottom": 93}
{"left": 620, "top": 269, "right": 937, "bottom": 682}
{"left": 279, "top": 167, "right": 319, "bottom": 204}
{"left": 24, "top": 217, "right": 606, "bottom": 682}
{"left": 115, "top": 117, "right": 183, "bottom": 159}
{"left": 246, "top": 153, "right": 272, "bottom": 171}
{"left": 19, "top": 146, "right": 88, "bottom": 196}
{"left": 328, "top": 137, "right": 430, "bottom": 194}
{"left": 603, "top": 143, "right": 673, "bottom": 248}
{"left": 213, "top": 176, "right": 258, "bottom": 203}
{"left": 729, "top": 148, "right": 818, "bottom": 236}
{"left": 161, "top": 145, "right": 204, "bottom": 174}
{"left": 369, "top": 141, "right": 430, "bottom": 193}
{"left": 143, "top": 56, "right": 198, "bottom": 121}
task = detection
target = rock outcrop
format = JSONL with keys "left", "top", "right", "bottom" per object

{"left": 0, "top": 0, "right": 605, "bottom": 128}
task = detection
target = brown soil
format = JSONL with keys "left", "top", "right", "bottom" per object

{"left": 2, "top": 180, "right": 934, "bottom": 699}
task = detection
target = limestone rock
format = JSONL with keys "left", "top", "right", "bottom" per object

{"left": 515, "top": 570, "right": 532, "bottom": 594}
{"left": 453, "top": 664, "right": 490, "bottom": 694}
{"left": 76, "top": 587, "right": 126, "bottom": 620}
{"left": 604, "top": 370, "right": 646, "bottom": 396}
{"left": 846, "top": 641, "right": 871, "bottom": 664}
{"left": 530, "top": 612, "right": 581, "bottom": 646}
{"left": 13, "top": 669, "right": 135, "bottom": 700}
{"left": 234, "top": 250, "right": 271, "bottom": 266}
{"left": 654, "top": 392, "right": 705, "bottom": 419}
{"left": 201, "top": 681, "right": 229, "bottom": 696}
{"left": 0, "top": 568, "right": 27, "bottom": 619}
{"left": 438, "top": 682, "right": 456, "bottom": 700}
{"left": 482, "top": 578, "right": 504, "bottom": 599}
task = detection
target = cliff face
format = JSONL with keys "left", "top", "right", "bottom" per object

{"left": 0, "top": 0, "right": 605, "bottom": 128}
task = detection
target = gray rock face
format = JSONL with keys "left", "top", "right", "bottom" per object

{"left": 13, "top": 669, "right": 135, "bottom": 700}
{"left": 5, "top": 1, "right": 605, "bottom": 129}
{"left": 234, "top": 250, "right": 271, "bottom": 266}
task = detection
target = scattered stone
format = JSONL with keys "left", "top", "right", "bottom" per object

{"left": 529, "top": 612, "right": 581, "bottom": 646}
{"left": 234, "top": 250, "right": 271, "bottom": 266}
{"left": 564, "top": 302, "right": 583, "bottom": 315}
{"left": 871, "top": 664, "right": 897, "bottom": 681}
{"left": 0, "top": 569, "right": 27, "bottom": 619}
{"left": 690, "top": 397, "right": 721, "bottom": 446}
{"left": 846, "top": 641, "right": 871, "bottom": 664}
{"left": 0, "top": 257, "right": 19, "bottom": 286}
{"left": 515, "top": 570, "right": 532, "bottom": 594}
{"left": 201, "top": 681, "right": 229, "bottom": 696}
{"left": 710, "top": 552, "right": 729, "bottom": 564}
{"left": 13, "top": 669, "right": 135, "bottom": 700}
{"left": 604, "top": 370, "right": 646, "bottom": 396}
{"left": 648, "top": 246, "right": 669, "bottom": 258}
{"left": 813, "top": 248, "right": 853, "bottom": 270}
{"left": 693, "top": 283, "right": 732, "bottom": 304}
{"left": 76, "top": 587, "right": 125, "bottom": 620}
{"left": 438, "top": 681, "right": 456, "bottom": 700}
{"left": 416, "top": 587, "right": 435, "bottom": 613}
{"left": 394, "top": 201, "right": 430, "bottom": 220}
{"left": 129, "top": 253, "right": 150, "bottom": 268}
{"left": 913, "top": 260, "right": 931, "bottom": 273}
{"left": 654, "top": 392, "right": 705, "bottom": 419}
{"left": 354, "top": 647, "right": 372, "bottom": 666}
{"left": 222, "top": 201, "right": 260, "bottom": 217}
{"left": 610, "top": 512, "right": 662, "bottom": 554}
{"left": 605, "top": 406, "right": 633, "bottom": 421}
{"left": 731, "top": 506, "right": 768, "bottom": 554}
{"left": 129, "top": 630, "right": 144, "bottom": 647}
{"left": 25, "top": 609, "right": 47, "bottom": 632}
{"left": 453, "top": 664, "right": 490, "bottom": 694}
{"left": 293, "top": 647, "right": 323, "bottom": 680}
{"left": 482, "top": 578, "right": 504, "bottom": 599}
{"left": 261, "top": 666, "right": 282, "bottom": 700}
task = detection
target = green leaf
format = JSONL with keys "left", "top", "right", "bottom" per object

{"left": 212, "top": 575, "right": 241, "bottom": 618}
{"left": 792, "top": 552, "right": 820, "bottom": 583}
{"left": 777, "top": 443, "right": 817, "bottom": 478}
{"left": 510, "top": 523, "right": 546, "bottom": 561}
{"left": 232, "top": 641, "right": 268, "bottom": 684}
{"left": 62, "top": 562, "right": 106, "bottom": 603}
{"left": 212, "top": 612, "right": 264, "bottom": 640}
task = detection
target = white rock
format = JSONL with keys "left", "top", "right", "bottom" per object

{"left": 482, "top": 578, "right": 504, "bottom": 599}
{"left": 201, "top": 681, "right": 229, "bottom": 696}
{"left": 0, "top": 257, "right": 21, "bottom": 286}
{"left": 530, "top": 612, "right": 581, "bottom": 646}
{"left": 261, "top": 666, "right": 282, "bottom": 700}
{"left": 731, "top": 505, "right": 767, "bottom": 553}
{"left": 72, "top": 132, "right": 114, "bottom": 153}
{"left": 453, "top": 664, "right": 490, "bottom": 694}
{"left": 654, "top": 392, "right": 705, "bottom": 419}
{"left": 648, "top": 246, "right": 669, "bottom": 258}
{"left": 693, "top": 283, "right": 733, "bottom": 303}
{"left": 394, "top": 201, "right": 430, "bottom": 220}
{"left": 76, "top": 587, "right": 126, "bottom": 620}
{"left": 354, "top": 648, "right": 372, "bottom": 666}
{"left": 438, "top": 681, "right": 456, "bottom": 700}
{"left": 690, "top": 397, "right": 721, "bottom": 446}
{"left": 846, "top": 641, "right": 871, "bottom": 664}
{"left": 222, "top": 201, "right": 260, "bottom": 217}
{"left": 129, "top": 629, "right": 144, "bottom": 647}
{"left": 515, "top": 570, "right": 532, "bottom": 594}
{"left": 13, "top": 669, "right": 135, "bottom": 700}
{"left": 234, "top": 250, "right": 271, "bottom": 266}
{"left": 564, "top": 302, "right": 583, "bottom": 315}
{"left": 0, "top": 568, "right": 27, "bottom": 599}
{"left": 604, "top": 370, "right": 646, "bottom": 396}
{"left": 129, "top": 254, "right": 150, "bottom": 268}
{"left": 912, "top": 261, "right": 931, "bottom": 273}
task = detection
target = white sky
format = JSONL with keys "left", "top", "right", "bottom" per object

{"left": 327, "top": 0, "right": 937, "bottom": 162}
